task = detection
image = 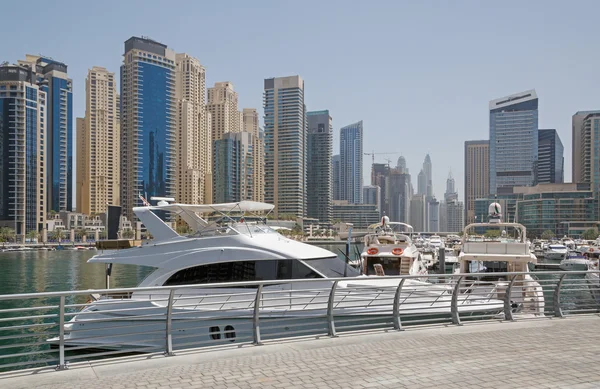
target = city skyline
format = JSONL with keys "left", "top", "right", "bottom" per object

{"left": 4, "top": 2, "right": 599, "bottom": 202}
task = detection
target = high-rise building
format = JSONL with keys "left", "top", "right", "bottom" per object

{"left": 76, "top": 67, "right": 120, "bottom": 216}
{"left": 242, "top": 108, "right": 264, "bottom": 202}
{"left": 417, "top": 169, "right": 426, "bottom": 196}
{"left": 0, "top": 65, "right": 47, "bottom": 239}
{"left": 174, "top": 53, "right": 212, "bottom": 205}
{"left": 263, "top": 76, "right": 306, "bottom": 217}
{"left": 464, "top": 140, "right": 489, "bottom": 224}
{"left": 537, "top": 129, "right": 564, "bottom": 184}
{"left": 397, "top": 156, "right": 408, "bottom": 174}
{"left": 571, "top": 111, "right": 600, "bottom": 184}
{"left": 387, "top": 169, "right": 411, "bottom": 223}
{"left": 307, "top": 110, "right": 332, "bottom": 223}
{"left": 363, "top": 185, "right": 381, "bottom": 212}
{"left": 340, "top": 121, "right": 363, "bottom": 204}
{"left": 409, "top": 195, "right": 427, "bottom": 232}
{"left": 444, "top": 171, "right": 458, "bottom": 202}
{"left": 18, "top": 55, "right": 73, "bottom": 212}
{"left": 446, "top": 200, "right": 464, "bottom": 232}
{"left": 207, "top": 82, "right": 240, "bottom": 142}
{"left": 489, "top": 90, "right": 538, "bottom": 195}
{"left": 213, "top": 132, "right": 253, "bottom": 203}
{"left": 120, "top": 37, "right": 176, "bottom": 220}
{"left": 575, "top": 112, "right": 600, "bottom": 193}
{"left": 333, "top": 154, "right": 341, "bottom": 201}
{"left": 372, "top": 163, "right": 391, "bottom": 216}
{"left": 422, "top": 154, "right": 433, "bottom": 198}
{"left": 428, "top": 198, "right": 440, "bottom": 232}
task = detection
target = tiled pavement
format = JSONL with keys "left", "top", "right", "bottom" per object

{"left": 2, "top": 316, "right": 600, "bottom": 389}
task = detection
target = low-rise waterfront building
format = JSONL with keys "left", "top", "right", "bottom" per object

{"left": 332, "top": 201, "right": 380, "bottom": 229}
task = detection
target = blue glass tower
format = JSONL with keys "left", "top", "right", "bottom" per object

{"left": 0, "top": 65, "right": 47, "bottom": 238}
{"left": 340, "top": 121, "right": 363, "bottom": 204}
{"left": 120, "top": 37, "right": 176, "bottom": 220}
{"left": 18, "top": 56, "right": 73, "bottom": 212}
{"left": 537, "top": 129, "right": 564, "bottom": 184}
{"left": 489, "top": 90, "right": 538, "bottom": 195}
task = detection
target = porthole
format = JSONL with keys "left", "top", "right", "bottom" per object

{"left": 209, "top": 326, "right": 221, "bottom": 340}
{"left": 224, "top": 325, "right": 236, "bottom": 342}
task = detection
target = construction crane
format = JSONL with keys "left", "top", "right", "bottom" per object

{"left": 364, "top": 151, "right": 401, "bottom": 165}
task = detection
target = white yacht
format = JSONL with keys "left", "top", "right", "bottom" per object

{"left": 443, "top": 247, "right": 459, "bottom": 274}
{"left": 48, "top": 201, "right": 503, "bottom": 350}
{"left": 457, "top": 202, "right": 545, "bottom": 316}
{"left": 544, "top": 244, "right": 569, "bottom": 261}
{"left": 360, "top": 218, "right": 427, "bottom": 276}
{"left": 559, "top": 252, "right": 595, "bottom": 271}
{"left": 429, "top": 235, "right": 443, "bottom": 249}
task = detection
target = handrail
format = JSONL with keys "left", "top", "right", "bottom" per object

{"left": 1, "top": 271, "right": 598, "bottom": 301}
{"left": 0, "top": 270, "right": 599, "bottom": 374}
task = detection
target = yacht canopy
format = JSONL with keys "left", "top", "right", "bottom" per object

{"left": 140, "top": 201, "right": 275, "bottom": 214}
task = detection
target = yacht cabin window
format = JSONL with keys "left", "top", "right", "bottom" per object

{"left": 163, "top": 259, "right": 324, "bottom": 287}
{"left": 364, "top": 257, "right": 402, "bottom": 276}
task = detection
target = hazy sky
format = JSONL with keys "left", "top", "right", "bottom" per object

{"left": 2, "top": 0, "right": 599, "bottom": 202}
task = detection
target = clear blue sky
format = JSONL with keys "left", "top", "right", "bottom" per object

{"left": 2, "top": 0, "right": 599, "bottom": 202}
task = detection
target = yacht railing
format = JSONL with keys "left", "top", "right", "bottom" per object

{"left": 0, "top": 270, "right": 598, "bottom": 374}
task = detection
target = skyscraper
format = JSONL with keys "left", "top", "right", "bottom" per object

{"left": 76, "top": 67, "right": 120, "bottom": 216}
{"left": 444, "top": 171, "right": 458, "bottom": 202}
{"left": 428, "top": 197, "right": 440, "bottom": 232}
{"left": 207, "top": 82, "right": 240, "bottom": 142}
{"left": 417, "top": 169, "right": 426, "bottom": 196}
{"left": 489, "top": 90, "right": 538, "bottom": 194}
{"left": 575, "top": 112, "right": 600, "bottom": 193}
{"left": 0, "top": 65, "right": 47, "bottom": 239}
{"left": 307, "top": 110, "right": 332, "bottom": 224}
{"left": 340, "top": 121, "right": 363, "bottom": 204}
{"left": 372, "top": 163, "right": 390, "bottom": 216}
{"left": 537, "top": 129, "right": 564, "bottom": 184}
{"left": 409, "top": 195, "right": 427, "bottom": 232}
{"left": 464, "top": 140, "right": 489, "bottom": 224}
{"left": 387, "top": 169, "right": 411, "bottom": 223}
{"left": 120, "top": 37, "right": 176, "bottom": 220}
{"left": 242, "top": 108, "right": 264, "bottom": 202}
{"left": 422, "top": 154, "right": 433, "bottom": 198}
{"left": 263, "top": 76, "right": 306, "bottom": 217}
{"left": 332, "top": 154, "right": 341, "bottom": 201}
{"left": 363, "top": 185, "right": 381, "bottom": 212}
{"left": 213, "top": 132, "right": 253, "bottom": 203}
{"left": 174, "top": 53, "right": 212, "bottom": 205}
{"left": 18, "top": 55, "right": 73, "bottom": 212}
{"left": 446, "top": 200, "right": 464, "bottom": 232}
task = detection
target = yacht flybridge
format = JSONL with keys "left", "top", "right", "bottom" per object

{"left": 458, "top": 202, "right": 545, "bottom": 316}
{"left": 49, "top": 200, "right": 504, "bottom": 350}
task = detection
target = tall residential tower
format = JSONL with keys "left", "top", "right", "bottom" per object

{"left": 76, "top": 67, "right": 120, "bottom": 215}
{"left": 120, "top": 37, "right": 176, "bottom": 220}
{"left": 307, "top": 110, "right": 333, "bottom": 224}
{"left": 464, "top": 140, "right": 489, "bottom": 224}
{"left": 537, "top": 129, "right": 564, "bottom": 184}
{"left": 340, "top": 121, "right": 363, "bottom": 204}
{"left": 263, "top": 76, "right": 306, "bottom": 217}
{"left": 242, "top": 108, "right": 264, "bottom": 202}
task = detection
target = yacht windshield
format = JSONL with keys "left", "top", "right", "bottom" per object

{"left": 301, "top": 257, "right": 360, "bottom": 278}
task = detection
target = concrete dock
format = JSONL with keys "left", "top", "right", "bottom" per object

{"left": 2, "top": 315, "right": 599, "bottom": 389}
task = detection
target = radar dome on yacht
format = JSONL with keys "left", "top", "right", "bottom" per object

{"left": 489, "top": 202, "right": 502, "bottom": 216}
{"left": 381, "top": 216, "right": 390, "bottom": 225}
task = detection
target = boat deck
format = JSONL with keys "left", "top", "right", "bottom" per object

{"left": 3, "top": 315, "right": 599, "bottom": 389}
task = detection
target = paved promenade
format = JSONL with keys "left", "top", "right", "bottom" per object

{"left": 2, "top": 316, "right": 600, "bottom": 389}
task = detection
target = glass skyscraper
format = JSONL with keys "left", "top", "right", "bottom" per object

{"left": 120, "top": 37, "right": 176, "bottom": 219}
{"left": 489, "top": 90, "right": 538, "bottom": 194}
{"left": 537, "top": 129, "right": 564, "bottom": 184}
{"left": 340, "top": 120, "right": 363, "bottom": 204}
{"left": 263, "top": 76, "right": 306, "bottom": 217}
{"left": 18, "top": 55, "right": 73, "bottom": 212}
{"left": 307, "top": 110, "right": 332, "bottom": 224}
{"left": 0, "top": 65, "right": 47, "bottom": 238}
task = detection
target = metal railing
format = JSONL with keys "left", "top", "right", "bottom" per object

{"left": 0, "top": 270, "right": 598, "bottom": 373}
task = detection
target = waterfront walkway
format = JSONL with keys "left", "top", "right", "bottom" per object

{"left": 3, "top": 316, "right": 600, "bottom": 389}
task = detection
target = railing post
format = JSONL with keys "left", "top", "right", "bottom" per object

{"left": 327, "top": 281, "right": 339, "bottom": 337}
{"left": 393, "top": 278, "right": 406, "bottom": 331}
{"left": 56, "top": 295, "right": 68, "bottom": 370}
{"left": 503, "top": 275, "right": 517, "bottom": 322}
{"left": 253, "top": 284, "right": 263, "bottom": 345}
{"left": 451, "top": 276, "right": 463, "bottom": 326}
{"left": 165, "top": 289, "right": 176, "bottom": 356}
{"left": 554, "top": 274, "right": 566, "bottom": 318}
